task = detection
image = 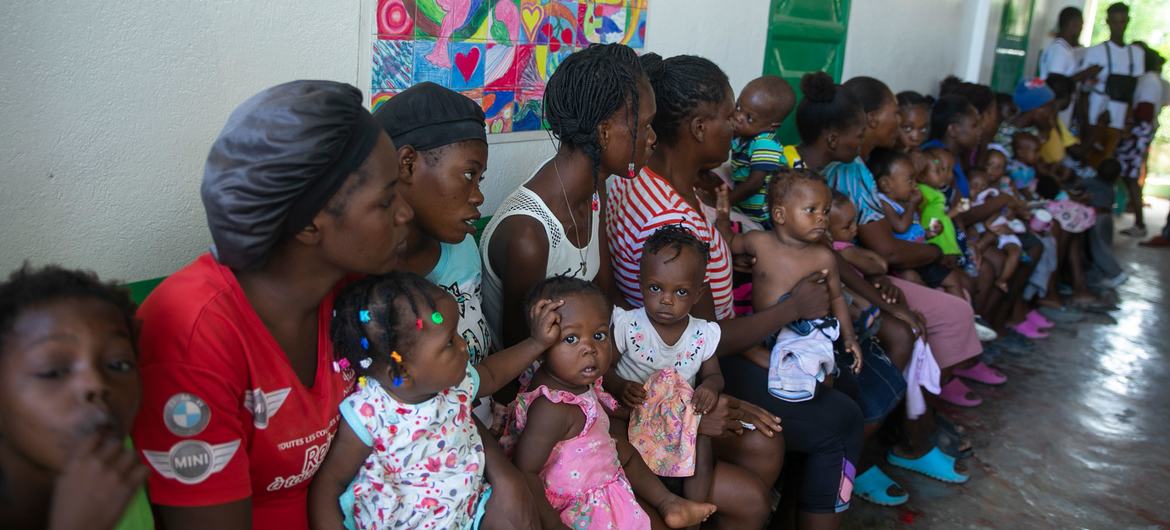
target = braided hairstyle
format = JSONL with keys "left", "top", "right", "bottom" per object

{"left": 544, "top": 43, "right": 644, "bottom": 179}
{"left": 766, "top": 167, "right": 826, "bottom": 215}
{"left": 0, "top": 263, "right": 137, "bottom": 350}
{"left": 331, "top": 272, "right": 443, "bottom": 383}
{"left": 795, "top": 72, "right": 864, "bottom": 144}
{"left": 642, "top": 224, "right": 711, "bottom": 267}
{"left": 639, "top": 53, "right": 731, "bottom": 146}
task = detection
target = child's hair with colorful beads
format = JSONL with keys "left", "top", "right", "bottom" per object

{"left": 331, "top": 272, "right": 445, "bottom": 383}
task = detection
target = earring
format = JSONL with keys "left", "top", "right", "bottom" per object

{"left": 627, "top": 162, "right": 636, "bottom": 178}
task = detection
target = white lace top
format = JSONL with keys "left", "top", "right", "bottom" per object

{"left": 481, "top": 161, "right": 600, "bottom": 343}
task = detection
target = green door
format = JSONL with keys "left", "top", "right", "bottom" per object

{"left": 990, "top": 0, "right": 1036, "bottom": 93}
{"left": 761, "top": 0, "right": 852, "bottom": 145}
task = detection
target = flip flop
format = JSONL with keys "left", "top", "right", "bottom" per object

{"left": 953, "top": 361, "right": 1008, "bottom": 386}
{"left": 854, "top": 466, "right": 909, "bottom": 506}
{"left": 938, "top": 378, "right": 982, "bottom": 407}
{"left": 887, "top": 447, "right": 969, "bottom": 484}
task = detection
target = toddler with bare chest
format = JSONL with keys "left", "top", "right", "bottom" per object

{"left": 725, "top": 169, "right": 861, "bottom": 402}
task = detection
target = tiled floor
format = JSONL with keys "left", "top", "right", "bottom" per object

{"left": 843, "top": 199, "right": 1170, "bottom": 530}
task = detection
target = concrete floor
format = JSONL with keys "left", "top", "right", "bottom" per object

{"left": 843, "top": 199, "right": 1170, "bottom": 530}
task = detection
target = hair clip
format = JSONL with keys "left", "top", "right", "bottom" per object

{"left": 337, "top": 358, "right": 351, "bottom": 371}
{"left": 359, "top": 310, "right": 371, "bottom": 323}
{"left": 430, "top": 311, "right": 444, "bottom": 325}
{"left": 390, "top": 351, "right": 403, "bottom": 363}
{"left": 360, "top": 337, "right": 370, "bottom": 350}
{"left": 357, "top": 376, "right": 367, "bottom": 388}
{"left": 359, "top": 357, "right": 373, "bottom": 369}
{"left": 416, "top": 318, "right": 423, "bottom": 330}
{"left": 331, "top": 361, "right": 340, "bottom": 373}
{"left": 392, "top": 375, "right": 403, "bottom": 387}
{"left": 331, "top": 309, "right": 337, "bottom": 318}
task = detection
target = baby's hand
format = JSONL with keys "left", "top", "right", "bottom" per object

{"left": 528, "top": 298, "right": 565, "bottom": 349}
{"left": 844, "top": 338, "right": 863, "bottom": 375}
{"left": 49, "top": 435, "right": 147, "bottom": 530}
{"left": 691, "top": 386, "right": 719, "bottom": 415}
{"left": 715, "top": 184, "right": 731, "bottom": 220}
{"left": 620, "top": 379, "right": 648, "bottom": 409}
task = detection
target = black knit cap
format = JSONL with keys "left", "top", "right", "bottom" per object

{"left": 373, "top": 82, "right": 487, "bottom": 151}
{"left": 201, "top": 80, "right": 382, "bottom": 270}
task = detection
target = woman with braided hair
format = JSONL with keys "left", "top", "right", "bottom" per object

{"left": 481, "top": 43, "right": 655, "bottom": 350}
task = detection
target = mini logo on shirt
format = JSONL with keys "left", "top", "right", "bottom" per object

{"left": 163, "top": 393, "right": 210, "bottom": 437}
{"left": 243, "top": 387, "right": 291, "bottom": 429}
{"left": 143, "top": 439, "right": 240, "bottom": 485}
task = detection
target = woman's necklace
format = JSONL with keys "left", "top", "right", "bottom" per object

{"left": 551, "top": 155, "right": 589, "bottom": 278}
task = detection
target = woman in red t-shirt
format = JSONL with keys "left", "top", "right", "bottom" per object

{"left": 130, "top": 81, "right": 418, "bottom": 530}
{"left": 130, "top": 81, "right": 412, "bottom": 530}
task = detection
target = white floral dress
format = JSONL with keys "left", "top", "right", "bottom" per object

{"left": 338, "top": 366, "right": 485, "bottom": 530}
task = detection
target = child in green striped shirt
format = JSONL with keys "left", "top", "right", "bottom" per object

{"left": 729, "top": 76, "right": 797, "bottom": 227}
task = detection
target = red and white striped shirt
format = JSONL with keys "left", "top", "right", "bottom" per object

{"left": 606, "top": 167, "right": 735, "bottom": 320}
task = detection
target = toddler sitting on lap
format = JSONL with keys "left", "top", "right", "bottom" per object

{"left": 726, "top": 169, "right": 861, "bottom": 401}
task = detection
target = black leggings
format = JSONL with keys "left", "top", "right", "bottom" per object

{"left": 721, "top": 355, "right": 864, "bottom": 514}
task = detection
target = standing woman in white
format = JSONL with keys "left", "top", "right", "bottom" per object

{"left": 1038, "top": 7, "right": 1101, "bottom": 126}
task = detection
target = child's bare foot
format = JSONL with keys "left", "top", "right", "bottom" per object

{"left": 659, "top": 494, "right": 717, "bottom": 528}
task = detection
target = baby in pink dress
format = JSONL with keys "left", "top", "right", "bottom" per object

{"left": 507, "top": 277, "right": 717, "bottom": 530}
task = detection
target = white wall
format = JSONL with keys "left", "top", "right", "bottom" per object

{"left": 842, "top": 0, "right": 1002, "bottom": 94}
{"left": 0, "top": 1, "right": 363, "bottom": 283}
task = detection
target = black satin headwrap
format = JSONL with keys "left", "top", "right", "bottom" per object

{"left": 201, "top": 80, "right": 382, "bottom": 270}
{"left": 373, "top": 81, "right": 486, "bottom": 151}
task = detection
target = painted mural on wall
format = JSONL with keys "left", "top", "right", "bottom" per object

{"left": 372, "top": 0, "right": 648, "bottom": 133}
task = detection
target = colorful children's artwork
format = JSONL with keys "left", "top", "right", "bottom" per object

{"left": 372, "top": 0, "right": 648, "bottom": 132}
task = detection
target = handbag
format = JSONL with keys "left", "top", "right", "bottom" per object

{"left": 1104, "top": 44, "right": 1138, "bottom": 103}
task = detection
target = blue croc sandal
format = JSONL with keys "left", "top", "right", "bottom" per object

{"left": 887, "top": 447, "right": 969, "bottom": 484}
{"left": 854, "top": 467, "right": 909, "bottom": 506}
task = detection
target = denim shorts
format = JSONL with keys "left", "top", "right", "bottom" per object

{"left": 833, "top": 336, "right": 906, "bottom": 423}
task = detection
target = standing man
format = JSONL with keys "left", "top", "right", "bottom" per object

{"left": 1080, "top": 2, "right": 1145, "bottom": 167}
{"left": 1038, "top": 7, "right": 1102, "bottom": 126}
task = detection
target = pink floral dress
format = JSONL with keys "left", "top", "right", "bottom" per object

{"left": 510, "top": 383, "right": 650, "bottom": 530}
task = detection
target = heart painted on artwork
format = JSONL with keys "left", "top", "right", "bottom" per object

{"left": 455, "top": 47, "right": 481, "bottom": 82}
{"left": 521, "top": 5, "right": 543, "bottom": 41}
{"left": 540, "top": 22, "right": 553, "bottom": 39}
{"left": 549, "top": 37, "right": 561, "bottom": 52}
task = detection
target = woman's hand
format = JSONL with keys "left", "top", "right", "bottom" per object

{"left": 698, "top": 395, "right": 782, "bottom": 438}
{"left": 48, "top": 436, "right": 147, "bottom": 530}
{"left": 870, "top": 275, "right": 903, "bottom": 305}
{"left": 618, "top": 379, "right": 648, "bottom": 409}
{"left": 884, "top": 305, "right": 926, "bottom": 338}
{"left": 787, "top": 270, "right": 831, "bottom": 321}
